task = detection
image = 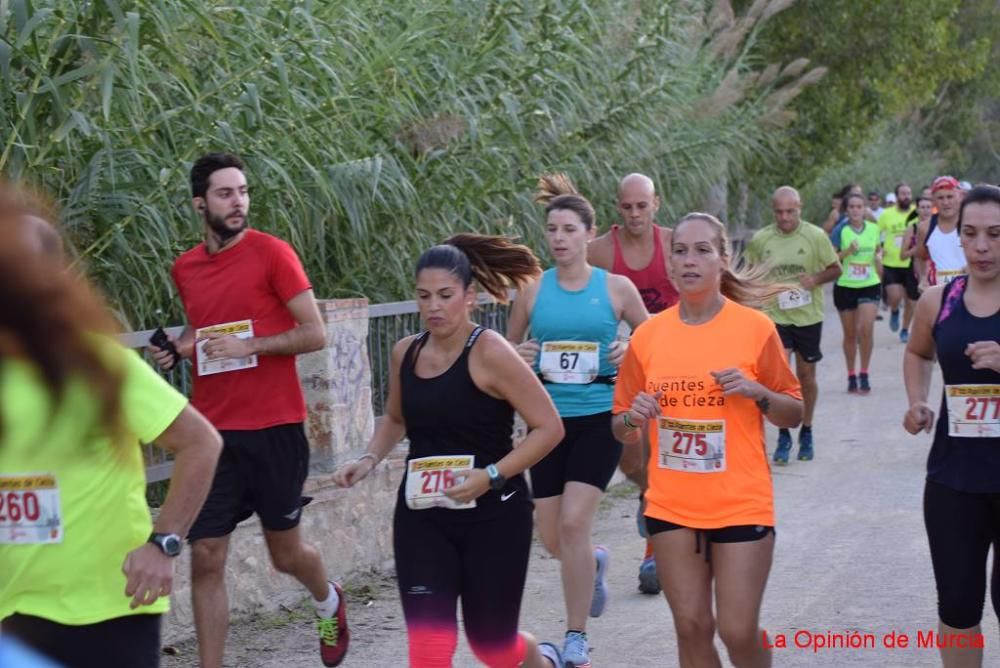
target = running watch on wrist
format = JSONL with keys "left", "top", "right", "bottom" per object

{"left": 148, "top": 532, "right": 183, "bottom": 557}
{"left": 485, "top": 464, "right": 506, "bottom": 491}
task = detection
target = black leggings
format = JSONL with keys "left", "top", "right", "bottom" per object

{"left": 393, "top": 500, "right": 533, "bottom": 667}
{"left": 924, "top": 480, "right": 1000, "bottom": 629}
{"left": 2, "top": 612, "right": 162, "bottom": 668}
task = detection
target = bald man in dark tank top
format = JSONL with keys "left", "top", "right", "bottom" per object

{"left": 588, "top": 172, "right": 677, "bottom": 595}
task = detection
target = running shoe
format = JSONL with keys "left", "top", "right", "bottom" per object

{"left": 538, "top": 641, "right": 564, "bottom": 668}
{"left": 797, "top": 427, "right": 814, "bottom": 461}
{"left": 563, "top": 631, "right": 592, "bottom": 668}
{"left": 859, "top": 373, "right": 871, "bottom": 394}
{"left": 847, "top": 375, "right": 858, "bottom": 394}
{"left": 317, "top": 582, "right": 350, "bottom": 667}
{"left": 900, "top": 328, "right": 909, "bottom": 343}
{"left": 590, "top": 546, "right": 609, "bottom": 618}
{"left": 773, "top": 428, "right": 792, "bottom": 465}
{"left": 638, "top": 555, "right": 660, "bottom": 595}
{"left": 889, "top": 309, "right": 900, "bottom": 332}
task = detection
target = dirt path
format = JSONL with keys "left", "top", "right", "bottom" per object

{"left": 162, "top": 290, "right": 999, "bottom": 667}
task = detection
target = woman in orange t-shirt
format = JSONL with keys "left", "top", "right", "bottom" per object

{"left": 613, "top": 213, "right": 802, "bottom": 668}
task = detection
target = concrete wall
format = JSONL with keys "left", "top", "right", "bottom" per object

{"left": 163, "top": 298, "right": 408, "bottom": 641}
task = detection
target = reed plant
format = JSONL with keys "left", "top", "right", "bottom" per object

{"left": 2, "top": 0, "right": 817, "bottom": 327}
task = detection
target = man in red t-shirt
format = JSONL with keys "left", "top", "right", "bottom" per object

{"left": 588, "top": 173, "right": 679, "bottom": 595}
{"left": 149, "top": 153, "right": 349, "bottom": 668}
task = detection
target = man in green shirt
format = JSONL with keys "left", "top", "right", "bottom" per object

{"left": 747, "top": 186, "right": 841, "bottom": 464}
{"left": 876, "top": 183, "right": 917, "bottom": 341}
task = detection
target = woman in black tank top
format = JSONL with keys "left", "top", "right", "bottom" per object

{"left": 903, "top": 185, "right": 1000, "bottom": 666}
{"left": 334, "top": 234, "right": 566, "bottom": 668}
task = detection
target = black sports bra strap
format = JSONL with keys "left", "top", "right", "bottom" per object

{"left": 465, "top": 326, "right": 485, "bottom": 348}
{"left": 404, "top": 331, "right": 431, "bottom": 368}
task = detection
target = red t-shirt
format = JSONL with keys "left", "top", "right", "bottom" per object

{"left": 172, "top": 229, "right": 312, "bottom": 430}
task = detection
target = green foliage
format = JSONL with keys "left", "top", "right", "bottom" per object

{"left": 736, "top": 0, "right": 988, "bottom": 185}
{"left": 1, "top": 0, "right": 790, "bottom": 328}
{"left": 798, "top": 123, "right": 941, "bottom": 223}
{"left": 919, "top": 0, "right": 1000, "bottom": 182}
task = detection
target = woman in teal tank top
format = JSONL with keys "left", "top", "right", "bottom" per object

{"left": 508, "top": 173, "right": 647, "bottom": 666}
{"left": 832, "top": 192, "right": 883, "bottom": 394}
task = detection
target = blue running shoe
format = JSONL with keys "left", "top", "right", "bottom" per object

{"left": 889, "top": 309, "right": 900, "bottom": 332}
{"left": 590, "top": 546, "right": 609, "bottom": 618}
{"left": 538, "top": 641, "right": 564, "bottom": 668}
{"left": 638, "top": 555, "right": 660, "bottom": 594}
{"left": 797, "top": 427, "right": 814, "bottom": 461}
{"left": 562, "top": 631, "right": 591, "bottom": 668}
{"left": 900, "top": 328, "right": 909, "bottom": 343}
{"left": 848, "top": 375, "right": 858, "bottom": 393}
{"left": 859, "top": 373, "right": 871, "bottom": 394}
{"left": 773, "top": 429, "right": 792, "bottom": 465}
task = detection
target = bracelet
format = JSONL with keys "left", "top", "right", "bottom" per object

{"left": 356, "top": 453, "right": 377, "bottom": 467}
{"left": 622, "top": 413, "right": 639, "bottom": 430}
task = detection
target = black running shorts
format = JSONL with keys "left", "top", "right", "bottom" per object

{"left": 188, "top": 422, "right": 311, "bottom": 541}
{"left": 775, "top": 322, "right": 823, "bottom": 363}
{"left": 3, "top": 613, "right": 161, "bottom": 668}
{"left": 530, "top": 411, "right": 623, "bottom": 498}
{"left": 833, "top": 284, "right": 882, "bottom": 312}
{"left": 882, "top": 265, "right": 920, "bottom": 300}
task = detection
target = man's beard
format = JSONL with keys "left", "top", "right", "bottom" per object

{"left": 205, "top": 211, "right": 248, "bottom": 242}
{"left": 897, "top": 198, "right": 912, "bottom": 210}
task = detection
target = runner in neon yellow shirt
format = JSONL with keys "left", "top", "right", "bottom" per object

{"left": 0, "top": 191, "right": 221, "bottom": 668}
{"left": 877, "top": 183, "right": 917, "bottom": 340}
{"left": 833, "top": 192, "right": 882, "bottom": 394}
{"left": 746, "top": 186, "right": 841, "bottom": 464}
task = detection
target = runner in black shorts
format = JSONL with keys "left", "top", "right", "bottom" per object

{"left": 508, "top": 174, "right": 647, "bottom": 667}
{"left": 746, "top": 186, "right": 841, "bottom": 463}
{"left": 832, "top": 192, "right": 882, "bottom": 394}
{"left": 334, "top": 234, "right": 565, "bottom": 668}
{"left": 148, "top": 153, "right": 349, "bottom": 668}
{"left": 903, "top": 185, "right": 1000, "bottom": 666}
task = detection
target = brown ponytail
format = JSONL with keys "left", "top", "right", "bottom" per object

{"left": 534, "top": 172, "right": 596, "bottom": 230}
{"left": 415, "top": 233, "right": 541, "bottom": 303}
{"left": 676, "top": 213, "right": 794, "bottom": 309}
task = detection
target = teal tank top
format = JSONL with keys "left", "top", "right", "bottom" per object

{"left": 529, "top": 267, "right": 619, "bottom": 417}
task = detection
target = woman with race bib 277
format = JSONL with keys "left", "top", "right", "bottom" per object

{"left": 613, "top": 212, "right": 802, "bottom": 668}
{"left": 903, "top": 185, "right": 1000, "bottom": 668}
{"left": 507, "top": 173, "right": 648, "bottom": 668}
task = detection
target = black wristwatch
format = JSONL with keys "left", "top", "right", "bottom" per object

{"left": 485, "top": 464, "right": 506, "bottom": 491}
{"left": 148, "top": 532, "right": 183, "bottom": 557}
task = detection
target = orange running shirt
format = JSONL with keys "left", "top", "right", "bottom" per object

{"left": 613, "top": 300, "right": 801, "bottom": 528}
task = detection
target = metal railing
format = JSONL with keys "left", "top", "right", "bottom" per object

{"left": 118, "top": 326, "right": 189, "bottom": 483}
{"left": 122, "top": 297, "right": 512, "bottom": 483}
{"left": 367, "top": 293, "right": 513, "bottom": 417}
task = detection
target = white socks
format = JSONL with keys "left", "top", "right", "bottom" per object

{"left": 314, "top": 581, "right": 340, "bottom": 618}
